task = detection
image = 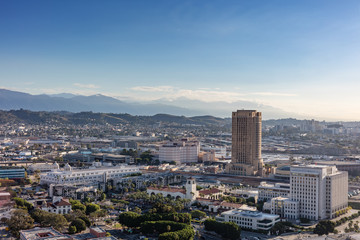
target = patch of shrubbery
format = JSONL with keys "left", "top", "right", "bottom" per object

{"left": 204, "top": 218, "right": 241, "bottom": 240}
{"left": 118, "top": 211, "right": 191, "bottom": 227}
{"left": 140, "top": 220, "right": 194, "bottom": 240}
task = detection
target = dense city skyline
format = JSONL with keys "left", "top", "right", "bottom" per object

{"left": 1, "top": 1, "right": 360, "bottom": 120}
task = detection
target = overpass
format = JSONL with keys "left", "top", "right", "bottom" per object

{"left": 0, "top": 160, "right": 55, "bottom": 167}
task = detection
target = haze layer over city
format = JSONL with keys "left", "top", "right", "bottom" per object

{"left": 1, "top": 1, "right": 360, "bottom": 240}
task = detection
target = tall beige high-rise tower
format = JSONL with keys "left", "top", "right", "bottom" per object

{"left": 227, "top": 110, "right": 263, "bottom": 176}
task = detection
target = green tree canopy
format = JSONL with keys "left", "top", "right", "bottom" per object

{"left": 69, "top": 225, "right": 77, "bottom": 234}
{"left": 7, "top": 209, "right": 34, "bottom": 237}
{"left": 85, "top": 203, "right": 100, "bottom": 215}
{"left": 70, "top": 199, "right": 86, "bottom": 212}
{"left": 30, "top": 209, "right": 68, "bottom": 231}
{"left": 70, "top": 218, "right": 87, "bottom": 233}
{"left": 190, "top": 210, "right": 206, "bottom": 219}
{"left": 314, "top": 220, "right": 336, "bottom": 235}
{"left": 13, "top": 197, "right": 33, "bottom": 211}
{"left": 118, "top": 211, "right": 141, "bottom": 227}
{"left": 204, "top": 219, "right": 241, "bottom": 240}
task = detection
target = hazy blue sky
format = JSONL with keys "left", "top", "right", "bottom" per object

{"left": 1, "top": 1, "right": 360, "bottom": 120}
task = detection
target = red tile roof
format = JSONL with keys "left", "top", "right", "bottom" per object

{"left": 54, "top": 199, "right": 71, "bottom": 207}
{"left": 148, "top": 186, "right": 186, "bottom": 194}
{"left": 199, "top": 188, "right": 222, "bottom": 195}
{"left": 196, "top": 198, "right": 220, "bottom": 204}
{"left": 220, "top": 202, "right": 243, "bottom": 208}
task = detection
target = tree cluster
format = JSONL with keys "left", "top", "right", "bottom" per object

{"left": 69, "top": 218, "right": 87, "bottom": 233}
{"left": 6, "top": 210, "right": 34, "bottom": 237}
{"left": 64, "top": 209, "right": 91, "bottom": 233}
{"left": 118, "top": 211, "right": 191, "bottom": 228}
{"left": 140, "top": 220, "right": 194, "bottom": 240}
{"left": 190, "top": 210, "right": 206, "bottom": 219}
{"left": 334, "top": 206, "right": 352, "bottom": 217}
{"left": 270, "top": 222, "right": 295, "bottom": 235}
{"left": 13, "top": 197, "right": 33, "bottom": 211}
{"left": 31, "top": 209, "right": 68, "bottom": 231}
{"left": 334, "top": 210, "right": 360, "bottom": 227}
{"left": 314, "top": 220, "right": 335, "bottom": 236}
{"left": 204, "top": 218, "right": 241, "bottom": 240}
{"left": 70, "top": 199, "right": 86, "bottom": 212}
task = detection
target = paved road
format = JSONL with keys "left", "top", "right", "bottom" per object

{"left": 241, "top": 231, "right": 269, "bottom": 240}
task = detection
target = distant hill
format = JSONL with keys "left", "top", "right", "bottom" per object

{"left": 0, "top": 109, "right": 230, "bottom": 126}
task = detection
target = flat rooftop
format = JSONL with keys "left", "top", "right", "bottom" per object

{"left": 314, "top": 160, "right": 360, "bottom": 165}
{"left": 20, "top": 227, "right": 70, "bottom": 240}
{"left": 221, "top": 209, "right": 279, "bottom": 219}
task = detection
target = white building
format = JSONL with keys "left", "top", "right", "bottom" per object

{"left": 217, "top": 209, "right": 280, "bottom": 231}
{"left": 31, "top": 196, "right": 72, "bottom": 215}
{"left": 268, "top": 165, "right": 348, "bottom": 221}
{"left": 147, "top": 177, "right": 199, "bottom": 201}
{"left": 20, "top": 227, "right": 71, "bottom": 240}
{"left": 265, "top": 196, "right": 300, "bottom": 220}
{"left": 41, "top": 196, "right": 72, "bottom": 214}
{"left": 258, "top": 181, "right": 290, "bottom": 201}
{"left": 147, "top": 186, "right": 187, "bottom": 199}
{"left": 28, "top": 162, "right": 60, "bottom": 172}
{"left": 205, "top": 201, "right": 256, "bottom": 213}
{"left": 40, "top": 165, "right": 140, "bottom": 185}
{"left": 146, "top": 177, "right": 222, "bottom": 202}
{"left": 159, "top": 140, "right": 200, "bottom": 164}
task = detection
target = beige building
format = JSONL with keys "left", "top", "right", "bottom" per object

{"left": 227, "top": 110, "right": 263, "bottom": 176}
{"left": 258, "top": 181, "right": 290, "bottom": 201}
{"left": 159, "top": 139, "right": 200, "bottom": 164}
{"left": 267, "top": 165, "right": 348, "bottom": 221}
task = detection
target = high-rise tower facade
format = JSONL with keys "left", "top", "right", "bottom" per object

{"left": 227, "top": 110, "right": 263, "bottom": 176}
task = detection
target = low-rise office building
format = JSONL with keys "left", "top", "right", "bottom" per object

{"left": 0, "top": 167, "right": 25, "bottom": 179}
{"left": 258, "top": 181, "right": 290, "bottom": 201}
{"left": 40, "top": 165, "right": 140, "bottom": 186}
{"left": 217, "top": 209, "right": 280, "bottom": 231}
{"left": 28, "top": 162, "right": 60, "bottom": 172}
{"left": 49, "top": 184, "right": 100, "bottom": 201}
{"left": 20, "top": 227, "right": 72, "bottom": 240}
{"left": 266, "top": 196, "right": 300, "bottom": 220}
{"left": 90, "top": 153, "right": 132, "bottom": 164}
{"left": 159, "top": 139, "right": 200, "bottom": 164}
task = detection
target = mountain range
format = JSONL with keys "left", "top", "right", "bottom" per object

{"left": 0, "top": 89, "right": 303, "bottom": 119}
{"left": 0, "top": 109, "right": 230, "bottom": 126}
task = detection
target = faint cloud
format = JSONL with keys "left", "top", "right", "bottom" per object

{"left": 128, "top": 85, "right": 245, "bottom": 103}
{"left": 73, "top": 83, "right": 100, "bottom": 89}
{"left": 39, "top": 87, "right": 101, "bottom": 96}
{"left": 0, "top": 86, "right": 18, "bottom": 91}
{"left": 126, "top": 86, "right": 298, "bottom": 105}
{"left": 250, "top": 92, "right": 298, "bottom": 97}
{"left": 131, "top": 86, "right": 174, "bottom": 92}
{"left": 23, "top": 81, "right": 35, "bottom": 86}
